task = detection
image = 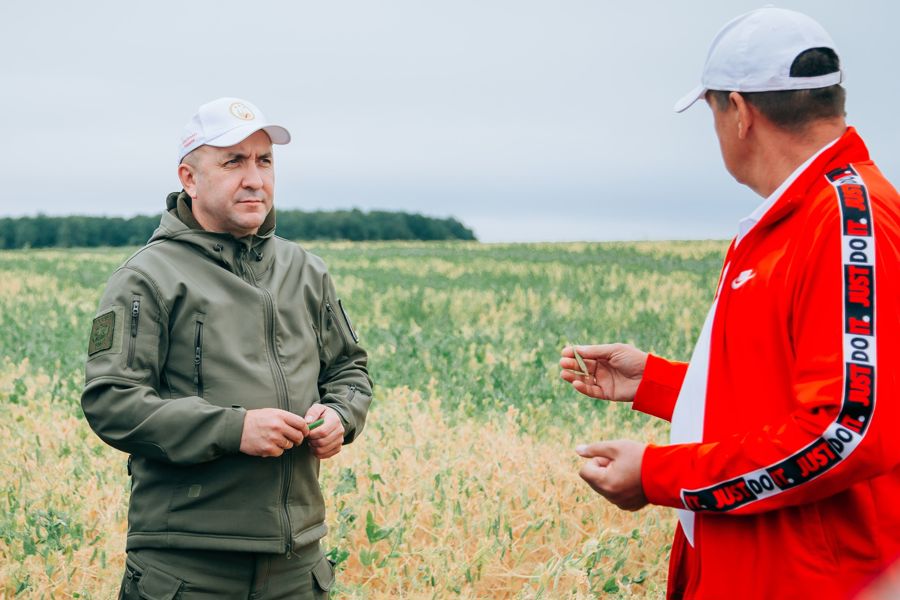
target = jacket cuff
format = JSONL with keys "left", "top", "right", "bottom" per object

{"left": 322, "top": 401, "right": 354, "bottom": 443}
{"left": 641, "top": 443, "right": 691, "bottom": 509}
{"left": 632, "top": 354, "right": 688, "bottom": 422}
{"left": 223, "top": 406, "right": 247, "bottom": 454}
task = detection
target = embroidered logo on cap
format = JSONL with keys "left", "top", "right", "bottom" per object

{"left": 229, "top": 102, "right": 255, "bottom": 121}
{"left": 181, "top": 132, "right": 198, "bottom": 149}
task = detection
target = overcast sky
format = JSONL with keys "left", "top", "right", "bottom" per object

{"left": 2, "top": 1, "right": 898, "bottom": 242}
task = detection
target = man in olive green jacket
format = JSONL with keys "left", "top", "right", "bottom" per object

{"left": 82, "top": 97, "right": 372, "bottom": 599}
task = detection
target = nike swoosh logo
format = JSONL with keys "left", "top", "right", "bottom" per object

{"left": 731, "top": 270, "right": 756, "bottom": 289}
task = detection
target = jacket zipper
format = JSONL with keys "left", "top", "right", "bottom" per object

{"left": 193, "top": 319, "right": 204, "bottom": 397}
{"left": 241, "top": 247, "right": 294, "bottom": 554}
{"left": 325, "top": 300, "right": 353, "bottom": 347}
{"left": 127, "top": 298, "right": 141, "bottom": 367}
{"left": 237, "top": 246, "right": 246, "bottom": 280}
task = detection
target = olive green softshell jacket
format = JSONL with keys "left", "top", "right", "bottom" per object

{"left": 82, "top": 192, "right": 372, "bottom": 553}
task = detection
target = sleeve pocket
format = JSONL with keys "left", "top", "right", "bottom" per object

{"left": 337, "top": 299, "right": 359, "bottom": 343}
{"left": 311, "top": 555, "right": 335, "bottom": 592}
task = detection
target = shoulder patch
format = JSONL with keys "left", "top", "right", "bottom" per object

{"left": 88, "top": 310, "right": 116, "bottom": 355}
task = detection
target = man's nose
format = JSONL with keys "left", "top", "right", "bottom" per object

{"left": 242, "top": 163, "right": 264, "bottom": 189}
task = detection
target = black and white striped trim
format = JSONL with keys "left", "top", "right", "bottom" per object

{"left": 680, "top": 165, "right": 876, "bottom": 513}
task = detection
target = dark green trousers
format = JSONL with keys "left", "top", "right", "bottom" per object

{"left": 118, "top": 543, "right": 334, "bottom": 599}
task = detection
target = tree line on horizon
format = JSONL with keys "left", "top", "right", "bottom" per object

{"left": 0, "top": 209, "right": 477, "bottom": 249}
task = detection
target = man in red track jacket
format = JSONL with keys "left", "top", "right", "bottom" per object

{"left": 560, "top": 8, "right": 900, "bottom": 600}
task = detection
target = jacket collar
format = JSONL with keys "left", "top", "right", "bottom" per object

{"left": 735, "top": 135, "right": 841, "bottom": 246}
{"left": 165, "top": 190, "right": 276, "bottom": 238}
{"left": 154, "top": 191, "right": 277, "bottom": 275}
{"left": 175, "top": 193, "right": 204, "bottom": 231}
{"left": 745, "top": 127, "right": 870, "bottom": 234}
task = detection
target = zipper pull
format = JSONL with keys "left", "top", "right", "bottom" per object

{"left": 194, "top": 346, "right": 202, "bottom": 365}
{"left": 131, "top": 300, "right": 140, "bottom": 337}
{"left": 238, "top": 246, "right": 248, "bottom": 277}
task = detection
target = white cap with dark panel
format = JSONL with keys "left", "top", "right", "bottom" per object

{"left": 178, "top": 97, "right": 291, "bottom": 163}
{"left": 674, "top": 7, "right": 842, "bottom": 113}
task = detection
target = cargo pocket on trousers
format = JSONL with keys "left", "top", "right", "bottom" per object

{"left": 311, "top": 555, "right": 335, "bottom": 594}
{"left": 120, "top": 557, "right": 183, "bottom": 600}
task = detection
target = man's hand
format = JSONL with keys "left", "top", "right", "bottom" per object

{"left": 576, "top": 440, "right": 649, "bottom": 511}
{"left": 240, "top": 408, "right": 309, "bottom": 457}
{"left": 305, "top": 404, "right": 345, "bottom": 460}
{"left": 560, "top": 343, "right": 648, "bottom": 402}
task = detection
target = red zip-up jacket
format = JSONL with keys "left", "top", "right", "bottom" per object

{"left": 633, "top": 128, "right": 900, "bottom": 599}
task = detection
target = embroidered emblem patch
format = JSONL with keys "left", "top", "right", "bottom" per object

{"left": 229, "top": 102, "right": 255, "bottom": 121}
{"left": 88, "top": 310, "right": 116, "bottom": 355}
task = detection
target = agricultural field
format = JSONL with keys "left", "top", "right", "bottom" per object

{"left": 0, "top": 240, "right": 728, "bottom": 599}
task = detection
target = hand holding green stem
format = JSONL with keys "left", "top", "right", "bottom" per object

{"left": 308, "top": 418, "right": 325, "bottom": 431}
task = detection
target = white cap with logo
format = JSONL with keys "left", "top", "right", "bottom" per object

{"left": 178, "top": 97, "right": 291, "bottom": 163}
{"left": 674, "top": 7, "right": 842, "bottom": 113}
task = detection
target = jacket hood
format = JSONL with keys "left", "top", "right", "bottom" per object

{"left": 150, "top": 191, "right": 277, "bottom": 272}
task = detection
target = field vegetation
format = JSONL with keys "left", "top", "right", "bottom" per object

{"left": 0, "top": 241, "right": 727, "bottom": 598}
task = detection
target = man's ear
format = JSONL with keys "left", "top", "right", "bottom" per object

{"left": 730, "top": 92, "right": 753, "bottom": 140}
{"left": 178, "top": 161, "right": 198, "bottom": 199}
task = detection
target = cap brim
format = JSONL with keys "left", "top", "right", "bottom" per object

{"left": 206, "top": 123, "right": 292, "bottom": 148}
{"left": 262, "top": 125, "right": 291, "bottom": 145}
{"left": 673, "top": 84, "right": 706, "bottom": 113}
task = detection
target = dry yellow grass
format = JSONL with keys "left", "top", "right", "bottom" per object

{"left": 0, "top": 359, "right": 672, "bottom": 599}
{"left": 322, "top": 386, "right": 672, "bottom": 599}
{"left": 0, "top": 358, "right": 128, "bottom": 597}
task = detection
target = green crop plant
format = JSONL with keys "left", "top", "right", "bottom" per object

{"left": 0, "top": 241, "right": 727, "bottom": 598}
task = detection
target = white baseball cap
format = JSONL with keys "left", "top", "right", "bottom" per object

{"left": 674, "top": 7, "right": 842, "bottom": 113}
{"left": 178, "top": 97, "right": 291, "bottom": 162}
